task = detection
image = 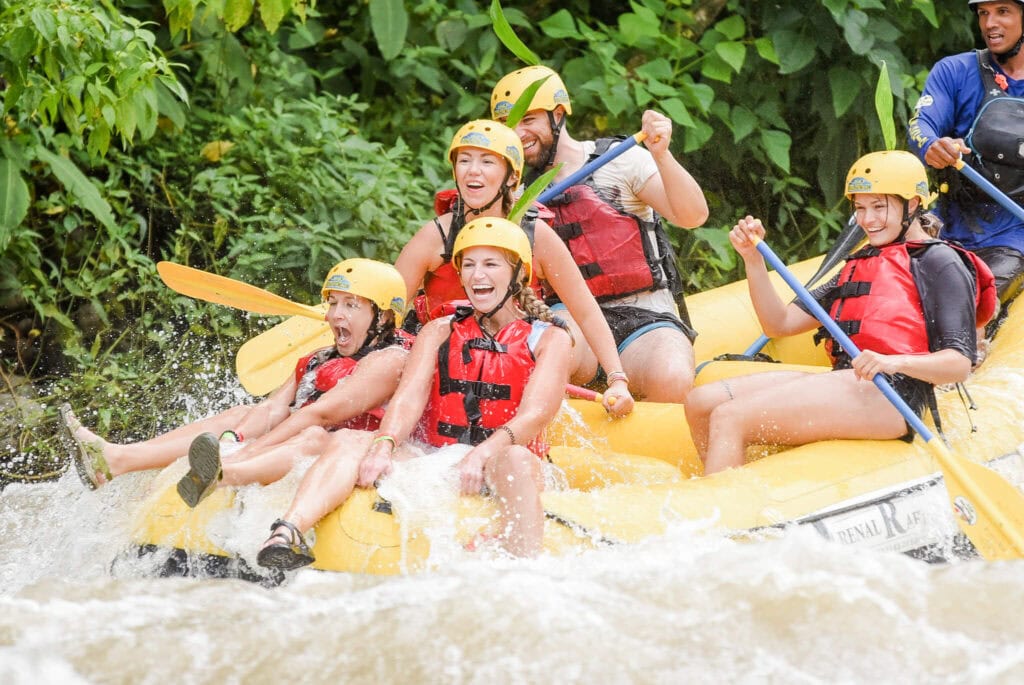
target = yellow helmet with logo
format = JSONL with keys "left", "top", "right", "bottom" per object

{"left": 451, "top": 217, "right": 533, "bottom": 284}
{"left": 844, "top": 150, "right": 932, "bottom": 207}
{"left": 321, "top": 258, "right": 407, "bottom": 326}
{"left": 490, "top": 65, "right": 572, "bottom": 121}
{"left": 447, "top": 120, "right": 524, "bottom": 183}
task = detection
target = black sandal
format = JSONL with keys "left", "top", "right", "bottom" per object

{"left": 257, "top": 519, "right": 316, "bottom": 571}
{"left": 176, "top": 432, "right": 223, "bottom": 508}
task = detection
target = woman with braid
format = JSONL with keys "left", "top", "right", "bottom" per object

{"left": 395, "top": 120, "right": 634, "bottom": 416}
{"left": 257, "top": 218, "right": 573, "bottom": 569}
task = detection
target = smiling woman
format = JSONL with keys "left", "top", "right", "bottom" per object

{"left": 685, "top": 151, "right": 996, "bottom": 475}
{"left": 253, "top": 217, "right": 574, "bottom": 568}
{"left": 394, "top": 119, "right": 635, "bottom": 415}
{"left": 57, "top": 259, "right": 411, "bottom": 496}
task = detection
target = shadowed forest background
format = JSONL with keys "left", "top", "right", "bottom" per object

{"left": 0, "top": 0, "right": 980, "bottom": 484}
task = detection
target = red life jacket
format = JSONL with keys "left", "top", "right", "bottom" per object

{"left": 543, "top": 137, "right": 683, "bottom": 303}
{"left": 423, "top": 309, "right": 547, "bottom": 457}
{"left": 290, "top": 334, "right": 414, "bottom": 431}
{"left": 824, "top": 241, "right": 996, "bottom": 364}
{"left": 418, "top": 205, "right": 544, "bottom": 322}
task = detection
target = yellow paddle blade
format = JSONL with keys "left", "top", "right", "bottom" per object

{"left": 236, "top": 315, "right": 333, "bottom": 395}
{"left": 157, "top": 261, "right": 325, "bottom": 320}
{"left": 926, "top": 439, "right": 1024, "bottom": 560}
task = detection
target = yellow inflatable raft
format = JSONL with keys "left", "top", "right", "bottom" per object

{"left": 131, "top": 255, "right": 1024, "bottom": 576}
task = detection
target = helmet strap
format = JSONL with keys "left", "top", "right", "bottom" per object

{"left": 995, "top": 34, "right": 1024, "bottom": 63}
{"left": 895, "top": 200, "right": 922, "bottom": 243}
{"left": 524, "top": 110, "right": 566, "bottom": 185}
{"left": 459, "top": 167, "right": 511, "bottom": 217}
{"left": 480, "top": 261, "right": 524, "bottom": 322}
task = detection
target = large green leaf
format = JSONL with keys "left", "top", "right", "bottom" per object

{"left": 0, "top": 157, "right": 30, "bottom": 250}
{"left": 35, "top": 148, "right": 116, "bottom": 230}
{"left": 507, "top": 164, "right": 560, "bottom": 225}
{"left": 504, "top": 75, "right": 548, "bottom": 128}
{"left": 828, "top": 67, "right": 862, "bottom": 118}
{"left": 539, "top": 10, "right": 580, "bottom": 40}
{"left": 874, "top": 61, "right": 896, "bottom": 151}
{"left": 715, "top": 41, "right": 747, "bottom": 73}
{"left": 490, "top": 0, "right": 539, "bottom": 66}
{"left": 771, "top": 30, "right": 816, "bottom": 74}
{"left": 760, "top": 129, "right": 792, "bottom": 173}
{"left": 223, "top": 0, "right": 254, "bottom": 32}
{"left": 370, "top": 0, "right": 408, "bottom": 61}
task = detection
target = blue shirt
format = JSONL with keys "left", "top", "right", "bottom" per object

{"left": 907, "top": 50, "right": 1024, "bottom": 252}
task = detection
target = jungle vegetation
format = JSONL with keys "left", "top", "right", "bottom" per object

{"left": 0, "top": 0, "right": 979, "bottom": 485}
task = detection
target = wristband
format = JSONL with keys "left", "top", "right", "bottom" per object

{"left": 498, "top": 424, "right": 516, "bottom": 445}
{"left": 606, "top": 371, "right": 630, "bottom": 386}
{"left": 373, "top": 434, "right": 397, "bottom": 451}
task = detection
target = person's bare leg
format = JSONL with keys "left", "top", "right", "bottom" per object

{"left": 485, "top": 446, "right": 545, "bottom": 557}
{"left": 221, "top": 426, "right": 331, "bottom": 486}
{"left": 702, "top": 370, "right": 907, "bottom": 475}
{"left": 685, "top": 371, "right": 810, "bottom": 459}
{"left": 69, "top": 405, "right": 251, "bottom": 478}
{"left": 261, "top": 430, "right": 373, "bottom": 538}
{"left": 618, "top": 327, "right": 695, "bottom": 403}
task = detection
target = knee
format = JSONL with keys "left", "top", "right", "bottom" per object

{"left": 490, "top": 447, "right": 540, "bottom": 490}
{"left": 296, "top": 425, "right": 328, "bottom": 447}
{"left": 684, "top": 384, "right": 719, "bottom": 422}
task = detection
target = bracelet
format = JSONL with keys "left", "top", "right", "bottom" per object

{"left": 219, "top": 430, "right": 243, "bottom": 443}
{"left": 372, "top": 434, "right": 398, "bottom": 451}
{"left": 606, "top": 371, "right": 630, "bottom": 386}
{"left": 498, "top": 424, "right": 516, "bottom": 445}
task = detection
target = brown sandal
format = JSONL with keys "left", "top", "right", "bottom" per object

{"left": 257, "top": 519, "right": 315, "bottom": 571}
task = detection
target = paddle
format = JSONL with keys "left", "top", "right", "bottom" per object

{"left": 955, "top": 158, "right": 1024, "bottom": 223}
{"left": 536, "top": 132, "right": 647, "bottom": 204}
{"left": 753, "top": 235, "right": 1024, "bottom": 560}
{"left": 741, "top": 215, "right": 864, "bottom": 357}
{"left": 157, "top": 261, "right": 327, "bottom": 320}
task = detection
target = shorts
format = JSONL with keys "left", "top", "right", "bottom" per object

{"left": 974, "top": 245, "right": 1024, "bottom": 303}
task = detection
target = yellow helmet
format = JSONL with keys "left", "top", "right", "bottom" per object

{"left": 845, "top": 150, "right": 932, "bottom": 207}
{"left": 451, "top": 217, "right": 533, "bottom": 284}
{"left": 321, "top": 258, "right": 406, "bottom": 326}
{"left": 490, "top": 65, "right": 572, "bottom": 120}
{"left": 447, "top": 120, "right": 524, "bottom": 183}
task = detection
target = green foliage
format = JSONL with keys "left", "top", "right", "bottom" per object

{"left": 0, "top": 0, "right": 989, "bottom": 486}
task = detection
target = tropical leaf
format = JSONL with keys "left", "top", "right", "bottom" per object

{"left": 369, "top": 0, "right": 408, "bottom": 61}
{"left": 875, "top": 61, "right": 896, "bottom": 150}
{"left": 0, "top": 157, "right": 31, "bottom": 250}
{"left": 490, "top": 0, "right": 539, "bottom": 66}
{"left": 35, "top": 148, "right": 116, "bottom": 230}
{"left": 507, "top": 164, "right": 560, "bottom": 224}
{"left": 504, "top": 75, "right": 549, "bottom": 128}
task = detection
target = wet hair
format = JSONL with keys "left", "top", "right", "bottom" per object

{"left": 918, "top": 211, "right": 943, "bottom": 238}
{"left": 515, "top": 280, "right": 575, "bottom": 345}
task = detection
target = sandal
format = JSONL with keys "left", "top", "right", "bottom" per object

{"left": 176, "top": 432, "right": 223, "bottom": 508}
{"left": 59, "top": 403, "right": 112, "bottom": 490}
{"left": 257, "top": 519, "right": 316, "bottom": 571}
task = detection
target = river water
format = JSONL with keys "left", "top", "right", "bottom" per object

{"left": 2, "top": 374, "right": 1024, "bottom": 684}
{"left": 2, "top": 463, "right": 1023, "bottom": 684}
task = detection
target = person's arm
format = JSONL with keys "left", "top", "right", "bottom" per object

{"left": 357, "top": 319, "right": 448, "bottom": 487}
{"left": 635, "top": 110, "right": 709, "bottom": 228}
{"left": 852, "top": 348, "right": 971, "bottom": 386}
{"left": 908, "top": 58, "right": 969, "bottom": 169}
{"left": 533, "top": 221, "right": 634, "bottom": 416}
{"left": 394, "top": 216, "right": 448, "bottom": 302}
{"left": 731, "top": 216, "right": 820, "bottom": 338}
{"left": 234, "top": 347, "right": 408, "bottom": 457}
{"left": 231, "top": 375, "right": 301, "bottom": 441}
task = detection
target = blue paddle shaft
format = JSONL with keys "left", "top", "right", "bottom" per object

{"left": 537, "top": 134, "right": 642, "bottom": 204}
{"left": 956, "top": 162, "right": 1024, "bottom": 223}
{"left": 754, "top": 240, "right": 937, "bottom": 443}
